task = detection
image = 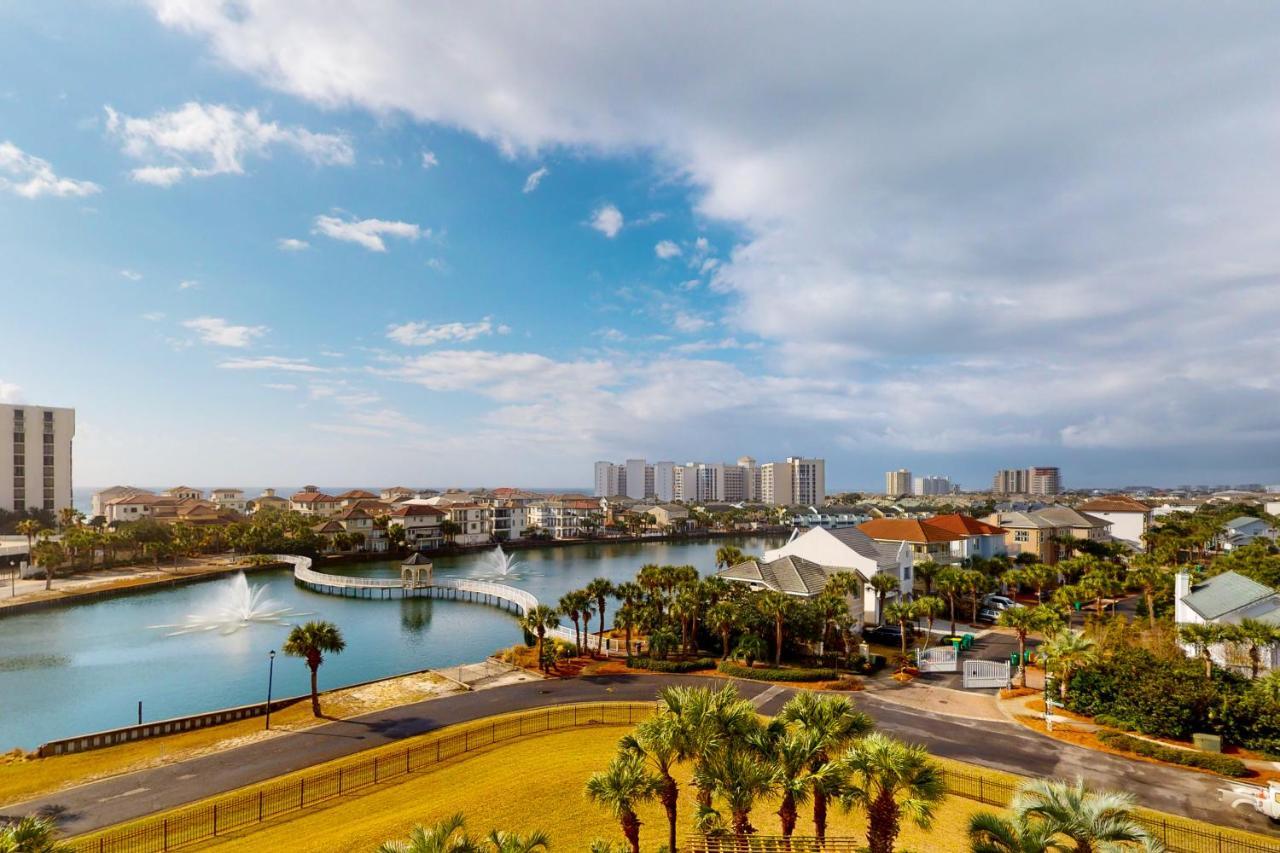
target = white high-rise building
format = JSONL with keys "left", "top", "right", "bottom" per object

{"left": 1, "top": 403, "right": 75, "bottom": 514}
{"left": 913, "top": 475, "right": 952, "bottom": 496}
{"left": 653, "top": 461, "right": 676, "bottom": 502}
{"left": 624, "top": 459, "right": 651, "bottom": 500}
{"left": 1028, "top": 466, "right": 1062, "bottom": 496}
{"left": 789, "top": 457, "right": 825, "bottom": 506}
{"left": 594, "top": 461, "right": 622, "bottom": 497}
{"left": 760, "top": 461, "right": 794, "bottom": 505}
{"left": 885, "top": 468, "right": 912, "bottom": 496}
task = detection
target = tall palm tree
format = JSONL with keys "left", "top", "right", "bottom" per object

{"left": 658, "top": 684, "right": 760, "bottom": 810}
{"left": 559, "top": 591, "right": 586, "bottom": 650}
{"left": 757, "top": 590, "right": 795, "bottom": 666}
{"left": 376, "top": 812, "right": 483, "bottom": 853}
{"left": 998, "top": 606, "right": 1056, "bottom": 689}
{"left": 961, "top": 568, "right": 993, "bottom": 625}
{"left": 913, "top": 595, "right": 945, "bottom": 649}
{"left": 765, "top": 727, "right": 827, "bottom": 839}
{"left": 868, "top": 572, "right": 901, "bottom": 625}
{"left": 32, "top": 538, "right": 65, "bottom": 592}
{"left": 935, "top": 568, "right": 965, "bottom": 636}
{"left": 584, "top": 753, "right": 661, "bottom": 853}
{"left": 1177, "top": 622, "right": 1224, "bottom": 678}
{"left": 913, "top": 560, "right": 943, "bottom": 596}
{"left": 836, "top": 733, "right": 945, "bottom": 853}
{"left": 715, "top": 545, "right": 745, "bottom": 570}
{"left": 1234, "top": 618, "right": 1280, "bottom": 679}
{"left": 1042, "top": 631, "right": 1098, "bottom": 703}
{"left": 283, "top": 621, "right": 346, "bottom": 716}
{"left": 519, "top": 605, "right": 560, "bottom": 673}
{"left": 706, "top": 600, "right": 738, "bottom": 660}
{"left": 1126, "top": 559, "right": 1167, "bottom": 629}
{"left": 967, "top": 812, "right": 1073, "bottom": 853}
{"left": 882, "top": 600, "right": 916, "bottom": 661}
{"left": 777, "top": 692, "right": 873, "bottom": 842}
{"left": 15, "top": 518, "right": 42, "bottom": 582}
{"left": 620, "top": 715, "right": 683, "bottom": 853}
{"left": 1012, "top": 778, "right": 1156, "bottom": 853}
{"left": 695, "top": 744, "right": 776, "bottom": 838}
{"left": 585, "top": 577, "right": 615, "bottom": 656}
{"left": 484, "top": 829, "right": 551, "bottom": 853}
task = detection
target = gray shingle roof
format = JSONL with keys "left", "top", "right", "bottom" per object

{"left": 1225, "top": 516, "right": 1270, "bottom": 532}
{"left": 827, "top": 526, "right": 900, "bottom": 568}
{"left": 718, "top": 556, "right": 833, "bottom": 596}
{"left": 1182, "top": 571, "right": 1278, "bottom": 621}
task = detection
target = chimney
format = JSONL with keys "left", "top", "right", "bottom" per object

{"left": 1174, "top": 571, "right": 1191, "bottom": 603}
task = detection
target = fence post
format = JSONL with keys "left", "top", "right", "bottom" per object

{"left": 492, "top": 721, "right": 496, "bottom": 744}
{"left": 300, "top": 777, "right": 305, "bottom": 808}
{"left": 163, "top": 817, "right": 169, "bottom": 850}
{"left": 259, "top": 790, "right": 264, "bottom": 822}
{"left": 978, "top": 776, "right": 983, "bottom": 804}
{"left": 339, "top": 767, "right": 344, "bottom": 793}
{"left": 213, "top": 803, "right": 218, "bottom": 836}
{"left": 437, "top": 740, "right": 441, "bottom": 762}
{"left": 374, "top": 756, "right": 379, "bottom": 783}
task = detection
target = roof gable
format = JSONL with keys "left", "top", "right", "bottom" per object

{"left": 1183, "top": 571, "right": 1279, "bottom": 620}
{"left": 857, "top": 518, "right": 966, "bottom": 544}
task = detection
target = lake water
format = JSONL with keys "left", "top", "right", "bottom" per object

{"left": 0, "top": 536, "right": 782, "bottom": 749}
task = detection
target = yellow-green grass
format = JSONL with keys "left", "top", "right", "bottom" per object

{"left": 0, "top": 672, "right": 457, "bottom": 806}
{"left": 189, "top": 726, "right": 996, "bottom": 853}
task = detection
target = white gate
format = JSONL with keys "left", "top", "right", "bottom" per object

{"left": 962, "top": 660, "right": 1011, "bottom": 689}
{"left": 916, "top": 645, "right": 958, "bottom": 673}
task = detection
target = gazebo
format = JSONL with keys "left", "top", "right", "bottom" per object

{"left": 400, "top": 552, "right": 434, "bottom": 588}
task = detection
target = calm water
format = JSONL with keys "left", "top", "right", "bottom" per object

{"left": 0, "top": 537, "right": 781, "bottom": 749}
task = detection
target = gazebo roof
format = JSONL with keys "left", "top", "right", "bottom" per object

{"left": 401, "top": 552, "right": 432, "bottom": 566}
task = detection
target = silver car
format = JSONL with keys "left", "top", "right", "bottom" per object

{"left": 982, "top": 594, "right": 1017, "bottom": 611}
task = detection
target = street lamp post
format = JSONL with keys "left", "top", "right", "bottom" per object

{"left": 265, "top": 650, "right": 276, "bottom": 730}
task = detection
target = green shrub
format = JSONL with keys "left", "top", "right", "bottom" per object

{"left": 1096, "top": 731, "right": 1248, "bottom": 777}
{"left": 1067, "top": 647, "right": 1222, "bottom": 739}
{"left": 1092, "top": 714, "right": 1133, "bottom": 731}
{"left": 717, "top": 661, "right": 837, "bottom": 682}
{"left": 626, "top": 657, "right": 717, "bottom": 673}
{"left": 847, "top": 653, "right": 886, "bottom": 675}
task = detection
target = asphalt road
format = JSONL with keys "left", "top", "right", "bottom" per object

{"left": 3, "top": 674, "right": 1273, "bottom": 837}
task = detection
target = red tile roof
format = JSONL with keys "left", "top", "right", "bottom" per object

{"left": 1077, "top": 496, "right": 1152, "bottom": 514}
{"left": 389, "top": 504, "right": 447, "bottom": 517}
{"left": 857, "top": 518, "right": 967, "bottom": 544}
{"left": 291, "top": 491, "right": 337, "bottom": 503}
{"left": 926, "top": 513, "right": 1006, "bottom": 536}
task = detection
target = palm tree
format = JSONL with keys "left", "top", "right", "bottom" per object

{"left": 961, "top": 568, "right": 992, "bottom": 625}
{"left": 32, "top": 538, "right": 65, "bottom": 591}
{"left": 283, "top": 621, "right": 347, "bottom": 716}
{"left": 868, "top": 572, "right": 901, "bottom": 625}
{"left": 1234, "top": 618, "right": 1280, "bottom": 679}
{"left": 15, "top": 518, "right": 42, "bottom": 581}
{"left": 484, "top": 829, "right": 551, "bottom": 853}
{"left": 614, "top": 603, "right": 641, "bottom": 658}
{"left": 935, "top": 568, "right": 965, "bottom": 637}
{"left": 913, "top": 595, "right": 945, "bottom": 649}
{"left": 620, "top": 715, "right": 682, "bottom": 853}
{"left": 1008, "top": 562, "right": 1057, "bottom": 604}
{"left": 1126, "top": 559, "right": 1167, "bottom": 629}
{"left": 882, "top": 600, "right": 916, "bottom": 661}
{"left": 658, "top": 684, "right": 760, "bottom": 810}
{"left": 559, "top": 591, "right": 586, "bottom": 650}
{"left": 585, "top": 753, "right": 660, "bottom": 853}
{"left": 376, "top": 812, "right": 483, "bottom": 853}
{"left": 1012, "top": 778, "right": 1156, "bottom": 853}
{"left": 585, "top": 577, "right": 614, "bottom": 656}
{"left": 1041, "top": 631, "right": 1098, "bottom": 703}
{"left": 777, "top": 692, "right": 874, "bottom": 842}
{"left": 767, "top": 727, "right": 827, "bottom": 839}
{"left": 1178, "top": 622, "right": 1224, "bottom": 678}
{"left": 0, "top": 814, "right": 74, "bottom": 852}
{"left": 715, "top": 545, "right": 746, "bottom": 570}
{"left": 695, "top": 745, "right": 776, "bottom": 838}
{"left": 967, "top": 812, "right": 1073, "bottom": 853}
{"left": 519, "top": 605, "right": 560, "bottom": 673}
{"left": 998, "top": 606, "right": 1055, "bottom": 689}
{"left": 913, "top": 560, "right": 943, "bottom": 596}
{"left": 755, "top": 590, "right": 796, "bottom": 667}
{"left": 706, "top": 600, "right": 738, "bottom": 660}
{"left": 836, "top": 733, "right": 945, "bottom": 853}
{"left": 733, "top": 633, "right": 767, "bottom": 668}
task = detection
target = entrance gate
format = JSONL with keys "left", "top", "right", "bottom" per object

{"left": 916, "top": 645, "right": 958, "bottom": 673}
{"left": 962, "top": 660, "right": 1011, "bottom": 689}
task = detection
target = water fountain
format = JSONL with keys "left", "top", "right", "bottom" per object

{"left": 155, "top": 572, "right": 304, "bottom": 636}
{"left": 476, "top": 545, "right": 522, "bottom": 578}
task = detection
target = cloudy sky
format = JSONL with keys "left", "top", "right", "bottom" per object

{"left": 2, "top": 3, "right": 1278, "bottom": 490}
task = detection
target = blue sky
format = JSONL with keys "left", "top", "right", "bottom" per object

{"left": 2, "top": 3, "right": 1279, "bottom": 490}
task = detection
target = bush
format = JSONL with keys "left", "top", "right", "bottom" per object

{"left": 1092, "top": 714, "right": 1134, "bottom": 732}
{"left": 717, "top": 661, "right": 838, "bottom": 682}
{"left": 1066, "top": 647, "right": 1223, "bottom": 739}
{"left": 626, "top": 657, "right": 717, "bottom": 673}
{"left": 1096, "top": 731, "right": 1249, "bottom": 777}
{"left": 846, "top": 653, "right": 885, "bottom": 675}
{"left": 826, "top": 676, "right": 864, "bottom": 692}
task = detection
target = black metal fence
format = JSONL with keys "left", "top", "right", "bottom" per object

{"left": 71, "top": 702, "right": 654, "bottom": 853}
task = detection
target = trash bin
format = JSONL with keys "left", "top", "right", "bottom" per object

{"left": 962, "top": 633, "right": 974, "bottom": 650}
{"left": 1010, "top": 652, "right": 1020, "bottom": 667}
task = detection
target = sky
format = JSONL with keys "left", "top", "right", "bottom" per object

{"left": 1, "top": 2, "right": 1279, "bottom": 491}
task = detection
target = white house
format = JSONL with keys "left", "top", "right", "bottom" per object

{"left": 1221, "top": 516, "right": 1278, "bottom": 551}
{"left": 387, "top": 503, "right": 447, "bottom": 550}
{"left": 1175, "top": 570, "right": 1280, "bottom": 674}
{"left": 1076, "top": 496, "right": 1153, "bottom": 549}
{"left": 209, "top": 488, "right": 247, "bottom": 514}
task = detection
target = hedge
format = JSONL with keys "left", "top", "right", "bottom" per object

{"left": 626, "top": 657, "right": 718, "bottom": 673}
{"left": 717, "top": 661, "right": 838, "bottom": 682}
{"left": 1096, "top": 730, "right": 1249, "bottom": 777}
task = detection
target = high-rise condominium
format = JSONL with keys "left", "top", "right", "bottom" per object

{"left": 885, "top": 468, "right": 912, "bottom": 496}
{"left": 0, "top": 403, "right": 75, "bottom": 514}
{"left": 992, "top": 466, "right": 1061, "bottom": 495}
{"left": 595, "top": 455, "right": 823, "bottom": 505}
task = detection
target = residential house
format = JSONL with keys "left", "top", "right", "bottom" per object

{"left": 104, "top": 492, "right": 170, "bottom": 524}
{"left": 857, "top": 518, "right": 968, "bottom": 566}
{"left": 646, "top": 503, "right": 690, "bottom": 530}
{"left": 381, "top": 486, "right": 417, "bottom": 503}
{"left": 335, "top": 489, "right": 379, "bottom": 507}
{"left": 491, "top": 501, "right": 528, "bottom": 541}
{"left": 335, "top": 506, "right": 387, "bottom": 552}
{"left": 387, "top": 503, "right": 447, "bottom": 550}
{"left": 250, "top": 488, "right": 290, "bottom": 514}
{"left": 1221, "top": 516, "right": 1279, "bottom": 551}
{"left": 312, "top": 519, "right": 346, "bottom": 552}
{"left": 757, "top": 526, "right": 912, "bottom": 625}
{"left": 164, "top": 486, "right": 203, "bottom": 502}
{"left": 526, "top": 499, "right": 598, "bottom": 539}
{"left": 1076, "top": 496, "right": 1152, "bottom": 549}
{"left": 925, "top": 514, "right": 1008, "bottom": 561}
{"left": 209, "top": 488, "right": 248, "bottom": 514}
{"left": 290, "top": 488, "right": 342, "bottom": 517}
{"left": 791, "top": 505, "right": 871, "bottom": 530}
{"left": 446, "top": 504, "right": 494, "bottom": 545}
{"left": 985, "top": 505, "right": 1111, "bottom": 564}
{"left": 1175, "top": 570, "right": 1280, "bottom": 675}
{"left": 92, "top": 486, "right": 150, "bottom": 519}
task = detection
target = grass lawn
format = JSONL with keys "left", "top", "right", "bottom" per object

{"left": 186, "top": 726, "right": 997, "bottom": 853}
{"left": 0, "top": 672, "right": 460, "bottom": 806}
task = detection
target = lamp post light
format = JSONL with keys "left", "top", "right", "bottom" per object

{"left": 265, "top": 649, "right": 276, "bottom": 730}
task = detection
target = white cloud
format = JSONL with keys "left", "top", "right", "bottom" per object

{"left": 589, "top": 203, "right": 623, "bottom": 238}
{"left": 178, "top": 279, "right": 199, "bottom": 290}
{"left": 313, "top": 213, "right": 424, "bottom": 252}
{"left": 218, "top": 355, "right": 324, "bottom": 372}
{"left": 183, "top": 316, "right": 267, "bottom": 348}
{"left": 0, "top": 380, "right": 21, "bottom": 403}
{"left": 277, "top": 237, "right": 310, "bottom": 251}
{"left": 263, "top": 382, "right": 298, "bottom": 391}
{"left": 308, "top": 381, "right": 381, "bottom": 406}
{"left": 421, "top": 150, "right": 439, "bottom": 168}
{"left": 0, "top": 141, "right": 100, "bottom": 199}
{"left": 671, "top": 311, "right": 711, "bottom": 334}
{"left": 522, "top": 166, "right": 549, "bottom": 192}
{"left": 654, "top": 240, "right": 681, "bottom": 259}
{"left": 119, "top": 269, "right": 143, "bottom": 281}
{"left": 105, "top": 102, "right": 353, "bottom": 186}
{"left": 387, "top": 318, "right": 499, "bottom": 346}
{"left": 141, "top": 311, "right": 166, "bottom": 322}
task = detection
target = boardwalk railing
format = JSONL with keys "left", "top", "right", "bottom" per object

{"left": 70, "top": 702, "right": 655, "bottom": 853}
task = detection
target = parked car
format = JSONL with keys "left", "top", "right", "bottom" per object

{"left": 977, "top": 606, "right": 1002, "bottom": 623}
{"left": 863, "top": 624, "right": 911, "bottom": 646}
{"left": 982, "top": 594, "right": 1016, "bottom": 611}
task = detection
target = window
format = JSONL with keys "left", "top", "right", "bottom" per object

{"left": 14, "top": 500, "right": 23, "bottom": 511}
{"left": 1014, "top": 530, "right": 1029, "bottom": 542}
